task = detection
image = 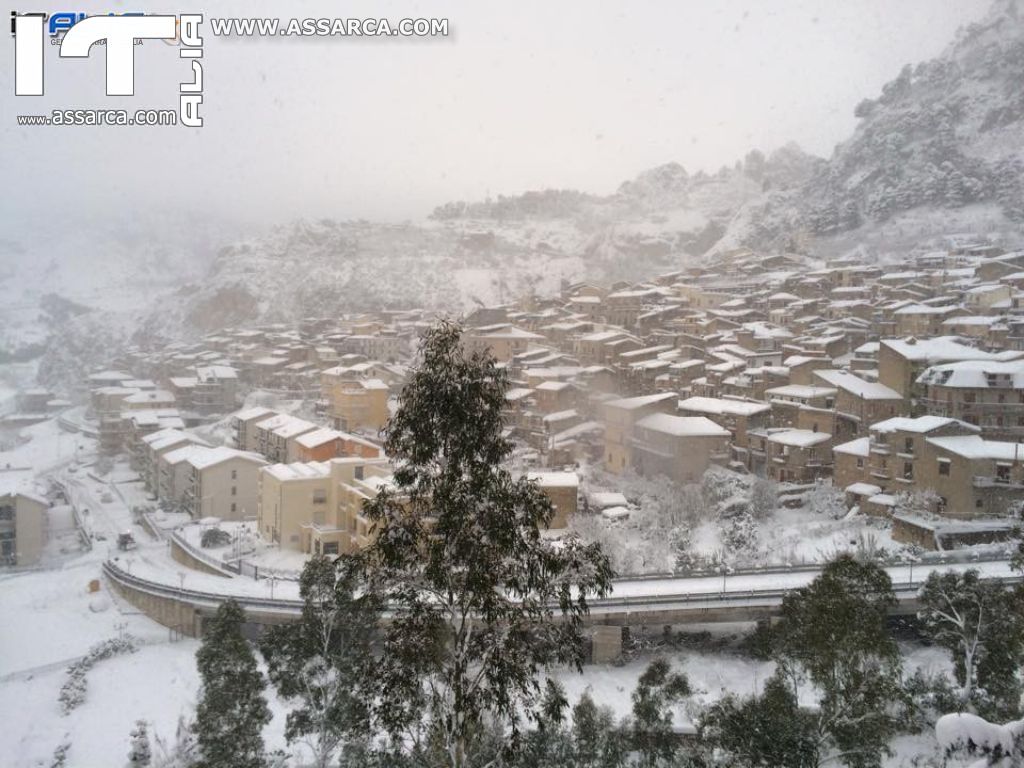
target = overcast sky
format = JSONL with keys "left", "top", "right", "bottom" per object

{"left": 1, "top": 0, "right": 993, "bottom": 228}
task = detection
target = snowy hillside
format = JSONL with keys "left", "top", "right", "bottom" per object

{"left": 713, "top": 0, "right": 1024, "bottom": 257}
{"left": 127, "top": 147, "right": 821, "bottom": 343}
{"left": 0, "top": 211, "right": 235, "bottom": 388}
{"left": 21, "top": 0, "right": 1024, "bottom": 385}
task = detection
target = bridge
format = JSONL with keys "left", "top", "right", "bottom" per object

{"left": 102, "top": 555, "right": 1022, "bottom": 662}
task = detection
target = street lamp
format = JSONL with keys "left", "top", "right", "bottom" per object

{"left": 719, "top": 563, "right": 733, "bottom": 592}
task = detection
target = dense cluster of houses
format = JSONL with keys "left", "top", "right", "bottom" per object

{"left": 61, "top": 241, "right": 1024, "bottom": 559}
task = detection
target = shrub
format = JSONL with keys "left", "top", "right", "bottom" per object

{"left": 59, "top": 635, "right": 137, "bottom": 715}
{"left": 201, "top": 528, "right": 232, "bottom": 549}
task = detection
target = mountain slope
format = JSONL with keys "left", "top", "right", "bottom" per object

{"left": 713, "top": 0, "right": 1024, "bottom": 256}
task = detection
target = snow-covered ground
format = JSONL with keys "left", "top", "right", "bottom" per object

{"left": 0, "top": 555, "right": 963, "bottom": 768}
{"left": 0, "top": 415, "right": 1016, "bottom": 766}
{"left": 0, "top": 561, "right": 295, "bottom": 767}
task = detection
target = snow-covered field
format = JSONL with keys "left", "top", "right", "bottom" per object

{"left": 0, "top": 562, "right": 296, "bottom": 767}
{"left": 0, "top": 561, "right": 963, "bottom": 768}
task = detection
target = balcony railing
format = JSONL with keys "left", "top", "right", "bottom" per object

{"left": 973, "top": 475, "right": 1023, "bottom": 489}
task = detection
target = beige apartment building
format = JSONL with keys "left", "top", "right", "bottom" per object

{"left": 144, "top": 429, "right": 210, "bottom": 496}
{"left": 251, "top": 413, "right": 319, "bottom": 463}
{"left": 877, "top": 336, "right": 1022, "bottom": 407}
{"left": 574, "top": 329, "right": 641, "bottom": 367}
{"left": 916, "top": 359, "right": 1024, "bottom": 439}
{"left": 833, "top": 436, "right": 870, "bottom": 496}
{"left": 915, "top": 435, "right": 1024, "bottom": 518}
{"left": 125, "top": 411, "right": 186, "bottom": 471}
{"left": 630, "top": 414, "right": 730, "bottom": 483}
{"left": 257, "top": 457, "right": 394, "bottom": 555}
{"left": 833, "top": 415, "right": 1024, "bottom": 519}
{"left": 464, "top": 325, "right": 545, "bottom": 363}
{"left": 0, "top": 484, "right": 47, "bottom": 566}
{"left": 757, "top": 429, "right": 832, "bottom": 484}
{"left": 677, "top": 396, "right": 772, "bottom": 470}
{"left": 526, "top": 471, "right": 579, "bottom": 529}
{"left": 327, "top": 379, "right": 389, "bottom": 433}
{"left": 258, "top": 457, "right": 581, "bottom": 556}
{"left": 764, "top": 384, "right": 837, "bottom": 429}
{"left": 812, "top": 369, "right": 902, "bottom": 441}
{"left": 231, "top": 406, "right": 277, "bottom": 452}
{"left": 158, "top": 444, "right": 214, "bottom": 506}
{"left": 602, "top": 392, "right": 677, "bottom": 474}
{"left": 184, "top": 447, "right": 267, "bottom": 521}
{"left": 861, "top": 416, "right": 974, "bottom": 497}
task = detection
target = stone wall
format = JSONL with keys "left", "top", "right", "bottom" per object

{"left": 169, "top": 535, "right": 234, "bottom": 578}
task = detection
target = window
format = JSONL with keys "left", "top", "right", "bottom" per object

{"left": 825, "top": 398, "right": 835, "bottom": 409}
{"left": 904, "top": 438, "right": 914, "bottom": 453}
{"left": 938, "top": 460, "right": 950, "bottom": 476}
{"left": 976, "top": 498, "right": 984, "bottom": 509}
{"left": 856, "top": 458, "right": 864, "bottom": 469}
{"left": 0, "top": 504, "right": 13, "bottom": 521}
{"left": 230, "top": 502, "right": 236, "bottom": 513}
{"left": 354, "top": 465, "right": 364, "bottom": 480}
{"left": 313, "top": 489, "right": 327, "bottom": 504}
{"left": 231, "top": 486, "right": 237, "bottom": 496}
{"left": 996, "top": 465, "right": 1011, "bottom": 484}
{"left": 322, "top": 542, "right": 339, "bottom": 555}
{"left": 903, "top": 462, "right": 913, "bottom": 480}
{"left": 231, "top": 469, "right": 237, "bottom": 479}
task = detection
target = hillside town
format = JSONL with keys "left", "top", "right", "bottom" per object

{"left": 8, "top": 2, "right": 1024, "bottom": 765}
{"left": 10, "top": 241, "right": 1024, "bottom": 574}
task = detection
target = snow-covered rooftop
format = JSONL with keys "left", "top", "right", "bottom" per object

{"left": 635, "top": 413, "right": 730, "bottom": 438}
{"left": 677, "top": 396, "right": 771, "bottom": 417}
{"left": 812, "top": 370, "right": 901, "bottom": 400}
{"left": 925, "top": 435, "right": 1024, "bottom": 461}
{"left": 916, "top": 359, "right": 1024, "bottom": 389}
{"left": 870, "top": 415, "right": 976, "bottom": 434}
{"left": 765, "top": 429, "right": 831, "bottom": 448}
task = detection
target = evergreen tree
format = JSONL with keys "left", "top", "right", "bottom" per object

{"left": 127, "top": 720, "right": 152, "bottom": 767}
{"left": 775, "top": 555, "right": 902, "bottom": 768}
{"left": 261, "top": 555, "right": 378, "bottom": 768}
{"left": 701, "top": 671, "right": 818, "bottom": 767}
{"left": 512, "top": 681, "right": 574, "bottom": 767}
{"left": 358, "top": 320, "right": 614, "bottom": 768}
{"left": 918, "top": 569, "right": 1024, "bottom": 720}
{"left": 571, "top": 690, "right": 627, "bottom": 768}
{"left": 194, "top": 599, "right": 271, "bottom": 768}
{"left": 629, "top": 658, "right": 691, "bottom": 767}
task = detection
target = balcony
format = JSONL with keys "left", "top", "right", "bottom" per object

{"left": 972, "top": 475, "right": 1022, "bottom": 489}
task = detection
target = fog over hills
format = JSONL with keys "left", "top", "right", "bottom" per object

{"left": 6, "top": 0, "right": 1023, "bottom": 389}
